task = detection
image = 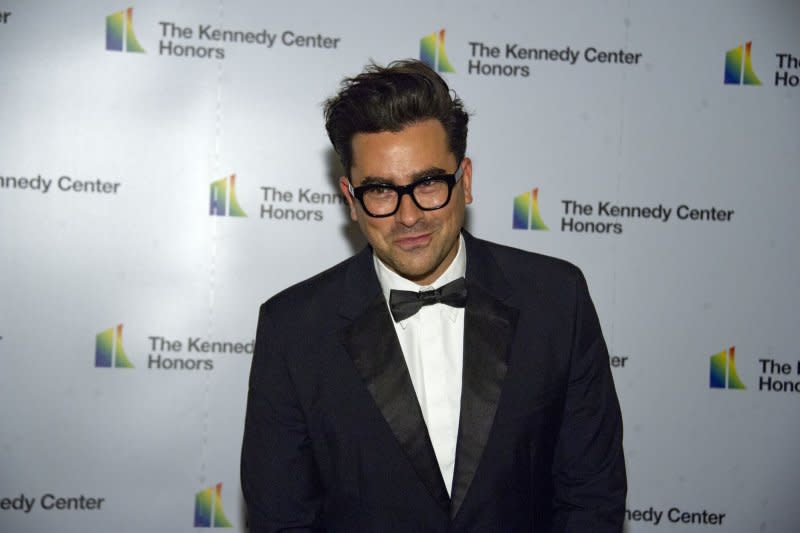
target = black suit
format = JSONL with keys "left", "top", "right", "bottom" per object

{"left": 242, "top": 232, "right": 626, "bottom": 532}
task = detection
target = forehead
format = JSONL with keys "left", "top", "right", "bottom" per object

{"left": 350, "top": 119, "right": 455, "bottom": 180}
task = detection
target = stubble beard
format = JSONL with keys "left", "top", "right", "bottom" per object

{"left": 383, "top": 220, "right": 460, "bottom": 284}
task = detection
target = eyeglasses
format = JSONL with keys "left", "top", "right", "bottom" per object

{"left": 347, "top": 163, "right": 464, "bottom": 218}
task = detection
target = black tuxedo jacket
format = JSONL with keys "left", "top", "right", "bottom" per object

{"left": 242, "top": 232, "right": 626, "bottom": 532}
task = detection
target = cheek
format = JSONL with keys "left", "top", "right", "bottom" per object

{"left": 361, "top": 218, "right": 392, "bottom": 244}
{"left": 434, "top": 207, "right": 461, "bottom": 231}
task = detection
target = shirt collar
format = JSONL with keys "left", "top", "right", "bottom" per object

{"left": 374, "top": 234, "right": 467, "bottom": 326}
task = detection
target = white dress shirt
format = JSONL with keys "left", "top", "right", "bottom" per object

{"left": 373, "top": 234, "right": 466, "bottom": 495}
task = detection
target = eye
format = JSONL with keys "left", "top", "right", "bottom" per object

{"left": 363, "top": 185, "right": 395, "bottom": 198}
{"left": 414, "top": 177, "right": 449, "bottom": 197}
{"left": 416, "top": 177, "right": 442, "bottom": 189}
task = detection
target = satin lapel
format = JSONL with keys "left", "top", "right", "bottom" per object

{"left": 338, "top": 251, "right": 450, "bottom": 512}
{"left": 450, "top": 233, "right": 520, "bottom": 519}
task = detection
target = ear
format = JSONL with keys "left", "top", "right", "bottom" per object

{"left": 460, "top": 157, "right": 473, "bottom": 205}
{"left": 339, "top": 176, "right": 358, "bottom": 221}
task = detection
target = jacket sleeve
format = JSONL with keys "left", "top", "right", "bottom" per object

{"left": 550, "top": 269, "right": 627, "bottom": 533}
{"left": 241, "top": 305, "right": 325, "bottom": 532}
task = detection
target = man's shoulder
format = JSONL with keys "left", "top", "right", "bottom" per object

{"left": 469, "top": 234, "right": 582, "bottom": 284}
{"left": 260, "top": 249, "right": 366, "bottom": 317}
{"left": 467, "top": 234, "right": 592, "bottom": 321}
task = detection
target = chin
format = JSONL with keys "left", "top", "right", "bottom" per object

{"left": 395, "top": 260, "right": 438, "bottom": 283}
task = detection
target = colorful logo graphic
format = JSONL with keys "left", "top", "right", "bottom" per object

{"left": 106, "top": 8, "right": 145, "bottom": 53}
{"left": 420, "top": 29, "right": 455, "bottom": 73}
{"left": 194, "top": 483, "right": 233, "bottom": 528}
{"left": 709, "top": 346, "right": 745, "bottom": 389}
{"left": 95, "top": 324, "right": 134, "bottom": 368}
{"left": 512, "top": 188, "right": 549, "bottom": 230}
{"left": 724, "top": 41, "right": 761, "bottom": 85}
{"left": 209, "top": 174, "right": 246, "bottom": 217}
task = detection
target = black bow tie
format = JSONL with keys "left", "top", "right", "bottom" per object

{"left": 389, "top": 277, "right": 467, "bottom": 322}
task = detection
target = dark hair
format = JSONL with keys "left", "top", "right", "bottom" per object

{"left": 324, "top": 59, "right": 469, "bottom": 177}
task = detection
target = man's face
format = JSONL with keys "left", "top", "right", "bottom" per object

{"left": 339, "top": 119, "right": 472, "bottom": 286}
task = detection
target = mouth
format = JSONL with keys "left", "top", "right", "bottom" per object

{"left": 394, "top": 232, "right": 432, "bottom": 250}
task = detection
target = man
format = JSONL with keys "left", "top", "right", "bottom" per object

{"left": 242, "top": 60, "right": 626, "bottom": 532}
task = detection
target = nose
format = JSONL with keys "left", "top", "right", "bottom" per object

{"left": 394, "top": 191, "right": 424, "bottom": 227}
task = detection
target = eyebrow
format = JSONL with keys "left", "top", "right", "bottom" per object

{"left": 358, "top": 166, "right": 449, "bottom": 186}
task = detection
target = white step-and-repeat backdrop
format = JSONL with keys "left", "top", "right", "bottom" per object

{"left": 1, "top": 1, "right": 798, "bottom": 531}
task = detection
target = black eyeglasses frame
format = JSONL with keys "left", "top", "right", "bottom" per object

{"left": 347, "top": 163, "right": 464, "bottom": 218}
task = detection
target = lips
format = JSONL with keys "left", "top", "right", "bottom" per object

{"left": 394, "top": 232, "right": 432, "bottom": 250}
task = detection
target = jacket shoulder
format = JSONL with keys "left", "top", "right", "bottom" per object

{"left": 472, "top": 236, "right": 583, "bottom": 287}
{"left": 259, "top": 251, "right": 361, "bottom": 323}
